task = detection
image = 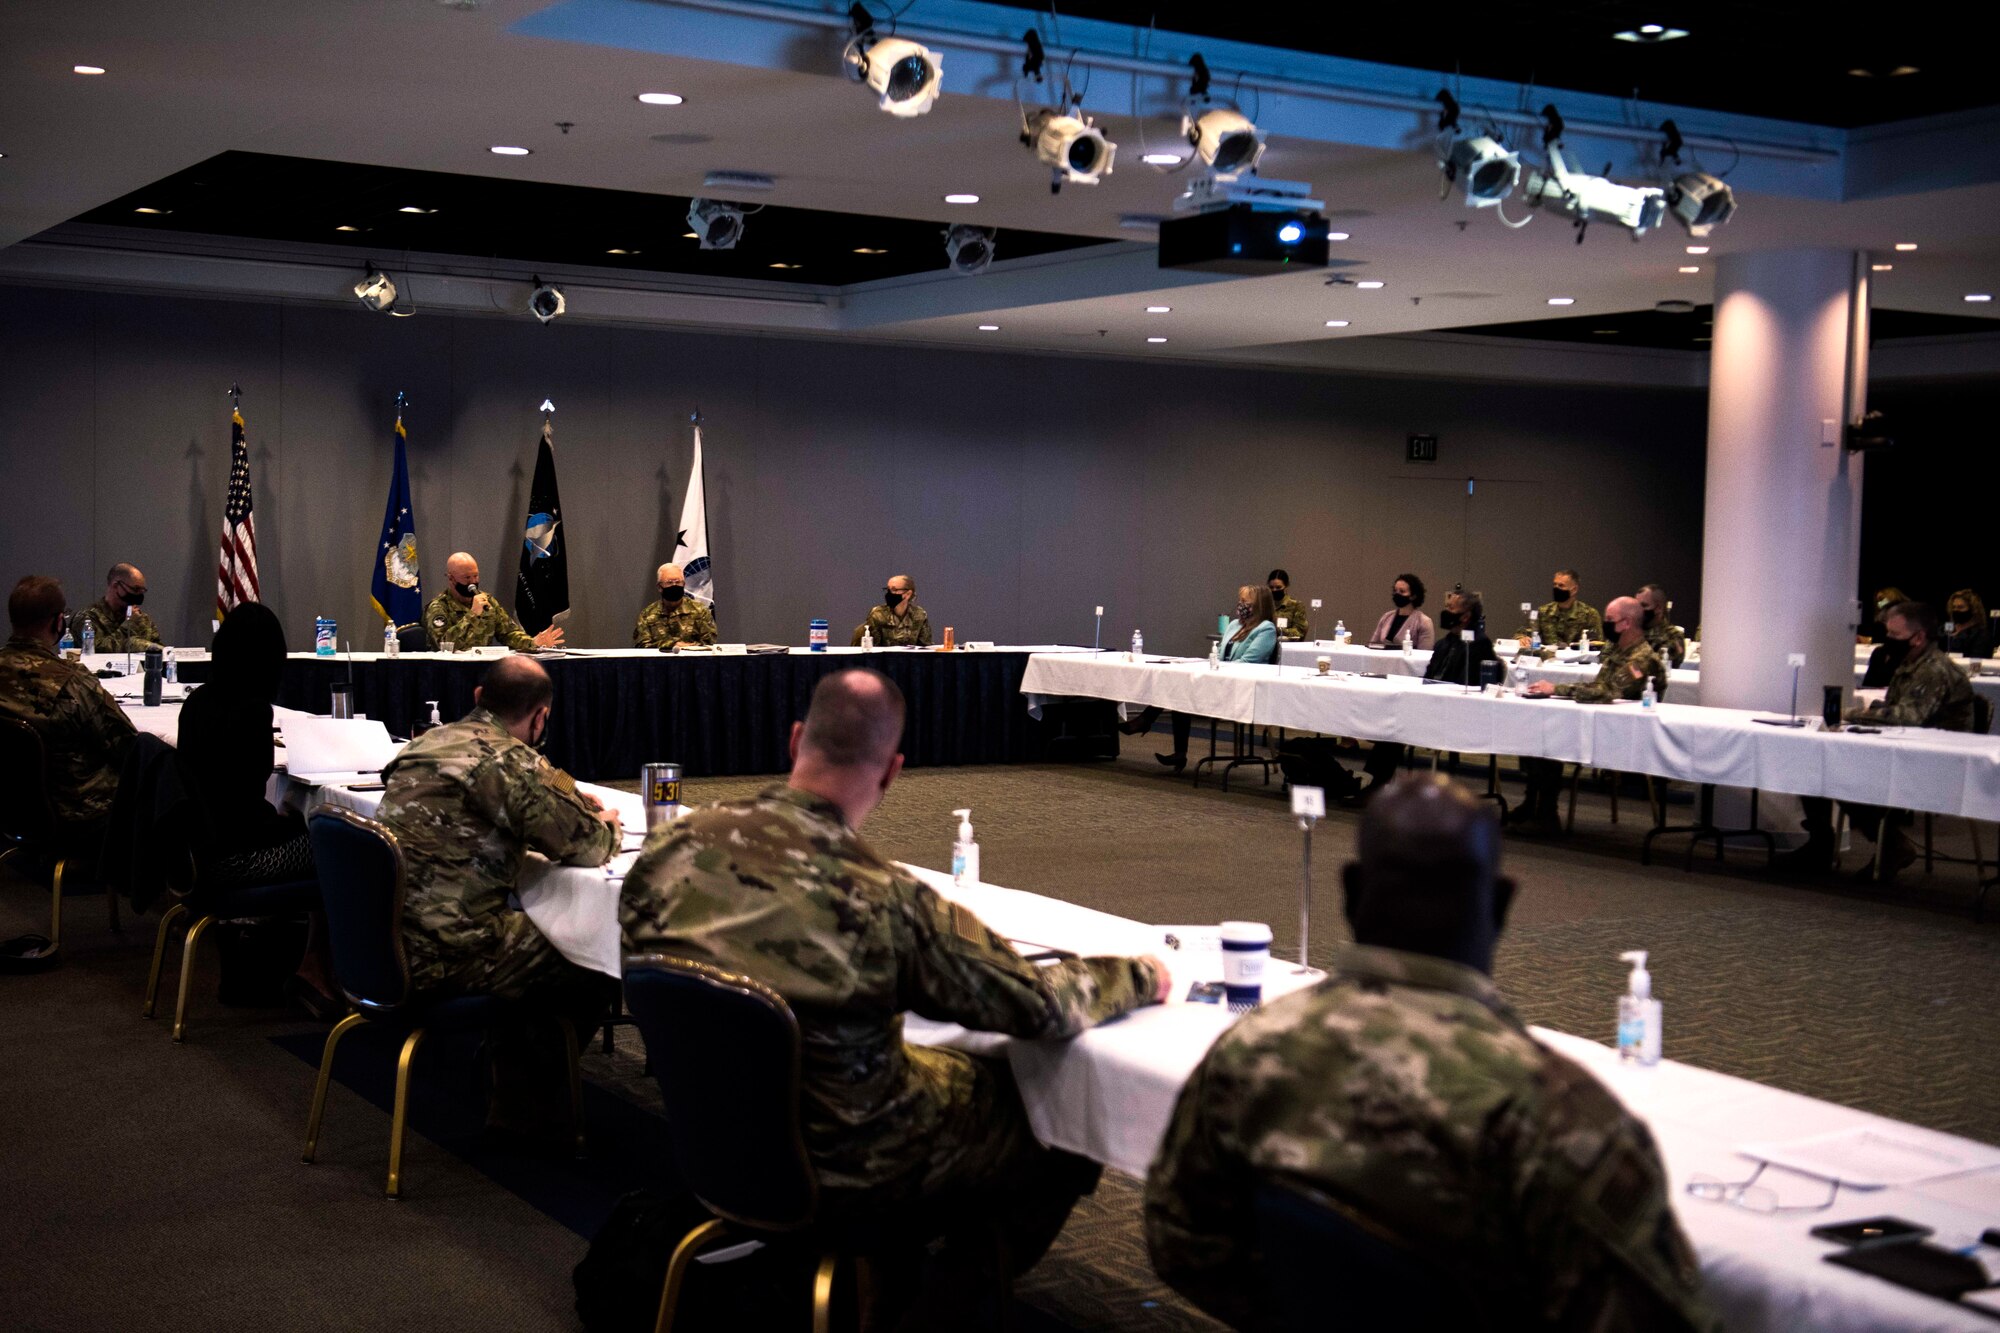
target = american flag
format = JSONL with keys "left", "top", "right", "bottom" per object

{"left": 214, "top": 408, "right": 260, "bottom": 620}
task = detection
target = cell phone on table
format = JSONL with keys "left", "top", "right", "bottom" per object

{"left": 1185, "top": 981, "right": 1225, "bottom": 1005}
{"left": 1810, "top": 1216, "right": 1932, "bottom": 1246}
{"left": 1846, "top": 726, "right": 1882, "bottom": 735}
{"left": 344, "top": 782, "right": 386, "bottom": 792}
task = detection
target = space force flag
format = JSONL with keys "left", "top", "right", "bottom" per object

{"left": 515, "top": 415, "right": 570, "bottom": 634}
{"left": 672, "top": 425, "right": 713, "bottom": 605}
{"left": 370, "top": 412, "right": 423, "bottom": 631}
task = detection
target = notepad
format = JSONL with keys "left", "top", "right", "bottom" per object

{"left": 281, "top": 716, "right": 404, "bottom": 782}
{"left": 1740, "top": 1127, "right": 2000, "bottom": 1187}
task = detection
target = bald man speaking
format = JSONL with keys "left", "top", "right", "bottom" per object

{"left": 425, "top": 551, "right": 561, "bottom": 652}
{"left": 631, "top": 563, "right": 718, "bottom": 649}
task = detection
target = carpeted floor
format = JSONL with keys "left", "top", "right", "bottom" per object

{"left": 2, "top": 733, "right": 1994, "bottom": 1331}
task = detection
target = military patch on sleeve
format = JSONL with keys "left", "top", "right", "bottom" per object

{"left": 537, "top": 764, "right": 578, "bottom": 798}
{"left": 949, "top": 902, "right": 987, "bottom": 945}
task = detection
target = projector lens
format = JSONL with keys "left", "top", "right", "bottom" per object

{"left": 886, "top": 55, "right": 930, "bottom": 99}
{"left": 1277, "top": 222, "right": 1303, "bottom": 243}
{"left": 1212, "top": 132, "right": 1255, "bottom": 172}
{"left": 1694, "top": 194, "right": 1729, "bottom": 225}
{"left": 1471, "top": 159, "right": 1511, "bottom": 197}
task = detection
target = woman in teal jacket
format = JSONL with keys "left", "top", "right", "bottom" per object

{"left": 1120, "top": 585, "right": 1279, "bottom": 772}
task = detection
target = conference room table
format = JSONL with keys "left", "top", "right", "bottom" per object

{"left": 248, "top": 644, "right": 1100, "bottom": 781}
{"left": 1023, "top": 653, "right": 2000, "bottom": 823}
{"left": 1277, "top": 641, "right": 2000, "bottom": 726}
{"left": 284, "top": 778, "right": 2000, "bottom": 1332}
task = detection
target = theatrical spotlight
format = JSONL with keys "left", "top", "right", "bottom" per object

{"left": 1434, "top": 92, "right": 1520, "bottom": 209}
{"left": 1180, "top": 54, "right": 1264, "bottom": 180}
{"left": 1524, "top": 144, "right": 1668, "bottom": 240}
{"left": 687, "top": 198, "right": 745, "bottom": 250}
{"left": 1667, "top": 171, "right": 1736, "bottom": 237}
{"left": 1024, "top": 108, "right": 1116, "bottom": 189}
{"left": 353, "top": 263, "right": 398, "bottom": 313}
{"left": 527, "top": 278, "right": 565, "bottom": 324}
{"left": 844, "top": 3, "right": 941, "bottom": 118}
{"left": 943, "top": 223, "right": 995, "bottom": 275}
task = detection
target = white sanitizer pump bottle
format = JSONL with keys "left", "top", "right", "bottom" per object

{"left": 951, "top": 808, "right": 980, "bottom": 888}
{"left": 1617, "top": 950, "right": 1662, "bottom": 1066}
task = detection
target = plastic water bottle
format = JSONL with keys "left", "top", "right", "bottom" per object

{"left": 314, "top": 615, "right": 336, "bottom": 656}
{"left": 1530, "top": 625, "right": 1542, "bottom": 652}
{"left": 809, "top": 618, "right": 829, "bottom": 652}
{"left": 1130, "top": 629, "right": 1143, "bottom": 662}
{"left": 163, "top": 649, "right": 177, "bottom": 685}
{"left": 1641, "top": 677, "right": 1657, "bottom": 710}
{"left": 79, "top": 618, "right": 95, "bottom": 657}
{"left": 1332, "top": 619, "right": 1348, "bottom": 644}
{"left": 1208, "top": 640, "right": 1221, "bottom": 671}
{"left": 60, "top": 620, "right": 76, "bottom": 656}
{"left": 384, "top": 621, "right": 399, "bottom": 658}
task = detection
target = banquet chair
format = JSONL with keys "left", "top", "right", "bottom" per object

{"left": 142, "top": 798, "right": 321, "bottom": 1041}
{"left": 625, "top": 953, "right": 950, "bottom": 1333}
{"left": 1253, "top": 1178, "right": 1484, "bottom": 1330}
{"left": 302, "top": 807, "right": 585, "bottom": 1199}
{"left": 0, "top": 717, "right": 116, "bottom": 961}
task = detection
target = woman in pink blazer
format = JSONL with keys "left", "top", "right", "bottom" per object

{"left": 1369, "top": 573, "right": 1435, "bottom": 649}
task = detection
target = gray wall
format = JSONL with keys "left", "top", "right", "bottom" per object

{"left": 0, "top": 283, "right": 1709, "bottom": 656}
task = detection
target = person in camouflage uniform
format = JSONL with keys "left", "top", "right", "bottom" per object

{"left": 1516, "top": 568, "right": 1603, "bottom": 649}
{"left": 1782, "top": 600, "right": 1977, "bottom": 881}
{"left": 1267, "top": 568, "right": 1310, "bottom": 642}
{"left": 79, "top": 562, "right": 164, "bottom": 652}
{"left": 1510, "top": 597, "right": 1664, "bottom": 834}
{"left": 423, "top": 551, "right": 561, "bottom": 652}
{"left": 1637, "top": 584, "right": 1687, "bottom": 669}
{"left": 631, "top": 562, "right": 718, "bottom": 648}
{"left": 377, "top": 656, "right": 620, "bottom": 1128}
{"left": 0, "top": 576, "right": 137, "bottom": 825}
{"left": 854, "top": 573, "right": 932, "bottom": 646}
{"left": 1146, "top": 775, "right": 1715, "bottom": 1332}
{"left": 620, "top": 668, "right": 1166, "bottom": 1299}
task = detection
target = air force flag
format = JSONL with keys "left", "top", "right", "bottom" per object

{"left": 672, "top": 425, "right": 713, "bottom": 606}
{"left": 515, "top": 417, "right": 570, "bottom": 634}
{"left": 369, "top": 413, "right": 423, "bottom": 631}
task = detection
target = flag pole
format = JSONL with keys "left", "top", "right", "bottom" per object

{"left": 541, "top": 397, "right": 555, "bottom": 443}
{"left": 228, "top": 382, "right": 241, "bottom": 411}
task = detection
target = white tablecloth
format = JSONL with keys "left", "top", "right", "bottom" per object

{"left": 897, "top": 874, "right": 2000, "bottom": 1333}
{"left": 1022, "top": 655, "right": 2000, "bottom": 821}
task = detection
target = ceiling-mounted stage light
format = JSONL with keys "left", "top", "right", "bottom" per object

{"left": 1444, "top": 135, "right": 1521, "bottom": 207}
{"left": 353, "top": 263, "right": 398, "bottom": 313}
{"left": 1180, "top": 53, "right": 1263, "bottom": 180}
{"left": 1520, "top": 109, "right": 1667, "bottom": 242}
{"left": 1023, "top": 108, "right": 1116, "bottom": 189}
{"left": 527, "top": 278, "right": 565, "bottom": 324}
{"left": 844, "top": 3, "right": 941, "bottom": 118}
{"left": 687, "top": 197, "right": 745, "bottom": 250}
{"left": 943, "top": 223, "right": 996, "bottom": 275}
{"left": 1666, "top": 171, "right": 1736, "bottom": 237}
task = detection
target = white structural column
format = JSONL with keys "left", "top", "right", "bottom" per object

{"left": 1699, "top": 249, "right": 1868, "bottom": 717}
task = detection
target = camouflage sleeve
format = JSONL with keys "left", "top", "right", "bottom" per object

{"left": 1580, "top": 605, "right": 1604, "bottom": 641}
{"left": 912, "top": 608, "right": 933, "bottom": 647}
{"left": 494, "top": 750, "right": 616, "bottom": 867}
{"left": 1142, "top": 1047, "right": 1258, "bottom": 1329}
{"left": 1521, "top": 1058, "right": 1717, "bottom": 1331}
{"left": 1558, "top": 647, "right": 1658, "bottom": 704}
{"left": 689, "top": 603, "right": 719, "bottom": 645}
{"left": 67, "top": 671, "right": 137, "bottom": 770}
{"left": 424, "top": 595, "right": 465, "bottom": 649}
{"left": 496, "top": 605, "right": 538, "bottom": 651}
{"left": 1663, "top": 626, "right": 1686, "bottom": 668}
{"left": 632, "top": 604, "right": 656, "bottom": 648}
{"left": 894, "top": 876, "right": 1159, "bottom": 1038}
{"left": 1860, "top": 658, "right": 1965, "bottom": 727}
{"left": 1291, "top": 606, "right": 1309, "bottom": 641}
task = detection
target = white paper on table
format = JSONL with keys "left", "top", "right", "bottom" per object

{"left": 1738, "top": 1126, "right": 2000, "bottom": 1187}
{"left": 281, "top": 716, "right": 404, "bottom": 780}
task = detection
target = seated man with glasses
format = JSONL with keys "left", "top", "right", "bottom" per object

{"left": 1145, "top": 774, "right": 1715, "bottom": 1331}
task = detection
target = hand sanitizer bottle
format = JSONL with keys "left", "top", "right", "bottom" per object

{"left": 951, "top": 808, "right": 980, "bottom": 888}
{"left": 860, "top": 626, "right": 874, "bottom": 652}
{"left": 1130, "top": 629, "right": 1143, "bottom": 662}
{"left": 1617, "top": 951, "right": 1662, "bottom": 1066}
{"left": 1207, "top": 640, "right": 1221, "bottom": 671}
{"left": 1401, "top": 625, "right": 1414, "bottom": 652}
{"left": 1641, "top": 677, "right": 1657, "bottom": 710}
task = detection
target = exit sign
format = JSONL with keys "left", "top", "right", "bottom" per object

{"left": 1407, "top": 433, "right": 1438, "bottom": 463}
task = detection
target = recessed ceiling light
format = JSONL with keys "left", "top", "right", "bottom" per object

{"left": 1678, "top": 265, "right": 1701, "bottom": 273}
{"left": 1327, "top": 231, "right": 1350, "bottom": 241}
{"left": 1967, "top": 293, "right": 1994, "bottom": 303}
{"left": 1146, "top": 305, "right": 1171, "bottom": 313}
{"left": 1147, "top": 336, "right": 1168, "bottom": 343}
{"left": 1592, "top": 329, "right": 1619, "bottom": 335}
{"left": 398, "top": 206, "right": 436, "bottom": 214}
{"left": 1889, "top": 65, "right": 1920, "bottom": 76}
{"left": 133, "top": 206, "right": 169, "bottom": 215}
{"left": 490, "top": 145, "right": 531, "bottom": 156}
{"left": 1894, "top": 242, "right": 1918, "bottom": 251}
{"left": 606, "top": 248, "right": 639, "bottom": 255}
{"left": 943, "top": 193, "right": 980, "bottom": 205}
{"left": 335, "top": 225, "right": 361, "bottom": 233}
{"left": 1871, "top": 263, "right": 1893, "bottom": 272}
{"left": 1547, "top": 297, "right": 1575, "bottom": 306}
{"left": 1848, "top": 68, "right": 1875, "bottom": 78}
{"left": 636, "top": 92, "right": 685, "bottom": 105}
{"left": 1324, "top": 320, "right": 1350, "bottom": 328}
{"left": 1685, "top": 245, "right": 1710, "bottom": 255}
{"left": 768, "top": 262, "right": 801, "bottom": 270}
{"left": 1355, "top": 280, "right": 1385, "bottom": 289}
{"left": 977, "top": 324, "right": 1000, "bottom": 331}
{"left": 1613, "top": 25, "right": 1687, "bottom": 42}
{"left": 72, "top": 65, "right": 106, "bottom": 75}
{"left": 852, "top": 247, "right": 888, "bottom": 255}
{"left": 1694, "top": 336, "right": 1712, "bottom": 342}
{"left": 1141, "top": 153, "right": 1182, "bottom": 166}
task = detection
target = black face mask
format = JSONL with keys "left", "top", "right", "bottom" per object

{"left": 121, "top": 586, "right": 146, "bottom": 607}
{"left": 660, "top": 585, "right": 686, "bottom": 604}
{"left": 1439, "top": 610, "right": 1462, "bottom": 630}
{"left": 1390, "top": 592, "right": 1412, "bottom": 608}
{"left": 884, "top": 589, "right": 904, "bottom": 609}
{"left": 1602, "top": 620, "right": 1622, "bottom": 641}
{"left": 1551, "top": 586, "right": 1572, "bottom": 604}
{"left": 1949, "top": 608, "right": 1969, "bottom": 623}
{"left": 1641, "top": 607, "right": 1658, "bottom": 628}
{"left": 1269, "top": 586, "right": 1286, "bottom": 601}
{"left": 454, "top": 581, "right": 480, "bottom": 599}
{"left": 1879, "top": 636, "right": 1913, "bottom": 668}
